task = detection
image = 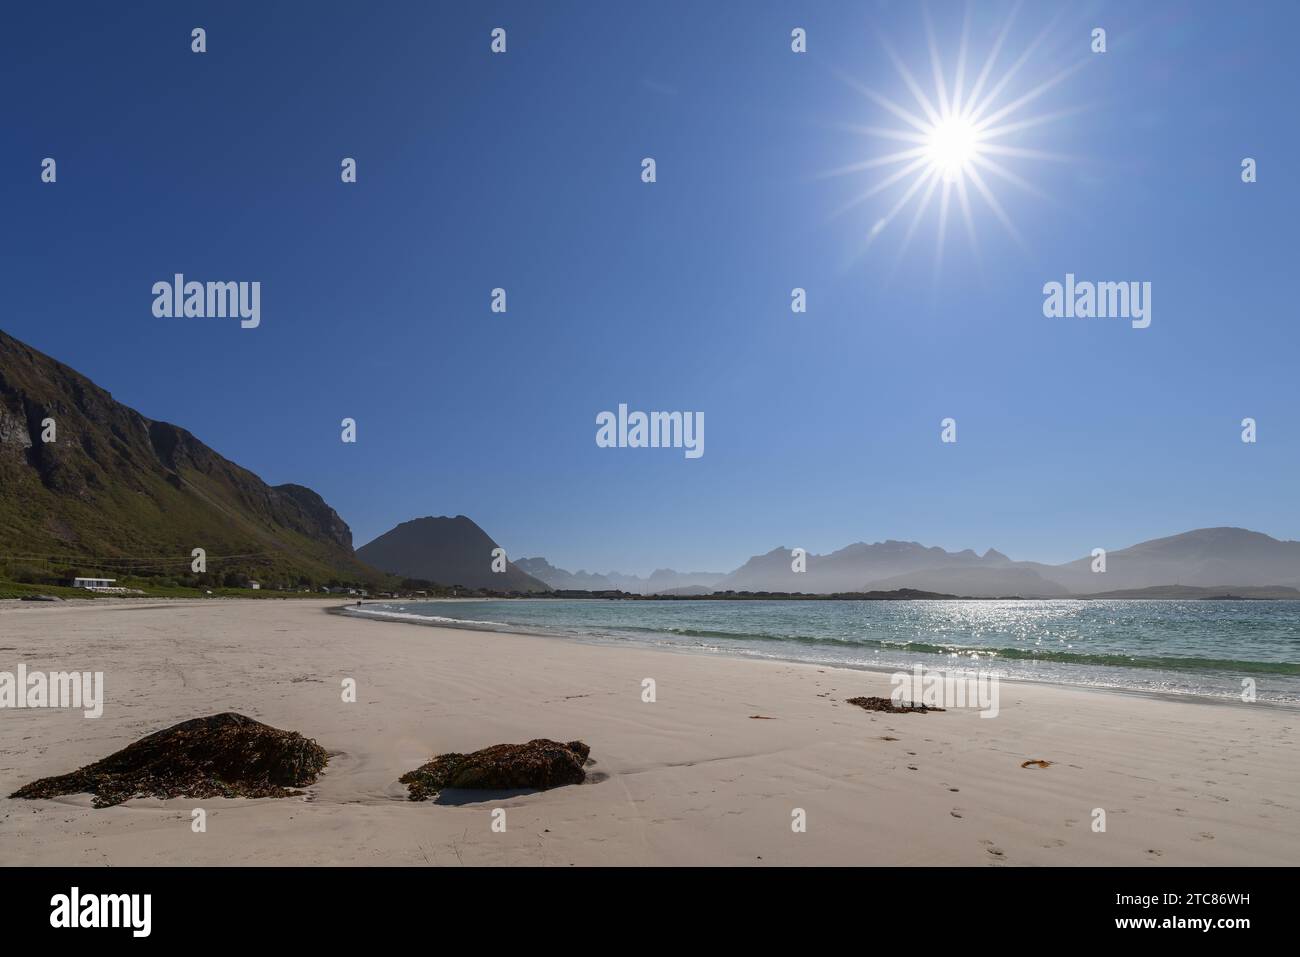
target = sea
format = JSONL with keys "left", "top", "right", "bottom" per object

{"left": 345, "top": 598, "right": 1300, "bottom": 705}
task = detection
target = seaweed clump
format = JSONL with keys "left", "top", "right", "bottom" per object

{"left": 9, "top": 712, "right": 328, "bottom": 808}
{"left": 400, "top": 739, "right": 591, "bottom": 801}
{"left": 846, "top": 696, "right": 946, "bottom": 714}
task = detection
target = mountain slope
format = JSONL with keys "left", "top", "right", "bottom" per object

{"left": 1047, "top": 527, "right": 1300, "bottom": 593}
{"left": 357, "top": 516, "right": 551, "bottom": 592}
{"left": 0, "top": 328, "right": 374, "bottom": 586}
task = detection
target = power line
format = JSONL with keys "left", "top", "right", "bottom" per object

{"left": 0, "top": 552, "right": 283, "bottom": 563}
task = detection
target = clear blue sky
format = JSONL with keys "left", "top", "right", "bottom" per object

{"left": 3, "top": 1, "right": 1297, "bottom": 573}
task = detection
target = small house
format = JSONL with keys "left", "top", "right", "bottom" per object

{"left": 70, "top": 577, "right": 116, "bottom": 590}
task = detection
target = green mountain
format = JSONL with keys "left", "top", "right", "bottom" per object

{"left": 0, "top": 328, "right": 377, "bottom": 588}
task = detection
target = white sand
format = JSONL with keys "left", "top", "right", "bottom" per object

{"left": 1, "top": 598, "right": 1296, "bottom": 866}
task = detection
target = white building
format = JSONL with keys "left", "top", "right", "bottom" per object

{"left": 71, "top": 577, "right": 116, "bottom": 590}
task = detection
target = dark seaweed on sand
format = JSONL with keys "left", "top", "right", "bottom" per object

{"left": 846, "top": 696, "right": 946, "bottom": 714}
{"left": 400, "top": 739, "right": 591, "bottom": 801}
{"left": 9, "top": 712, "right": 328, "bottom": 808}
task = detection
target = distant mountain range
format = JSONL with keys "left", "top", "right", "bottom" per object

{"left": 513, "top": 557, "right": 726, "bottom": 595}
{"left": 358, "top": 516, "right": 550, "bottom": 592}
{"left": 713, "top": 541, "right": 1017, "bottom": 594}
{"left": 0, "top": 328, "right": 375, "bottom": 587}
{"left": 520, "top": 528, "right": 1300, "bottom": 598}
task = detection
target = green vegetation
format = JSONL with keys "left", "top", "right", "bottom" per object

{"left": 0, "top": 557, "right": 469, "bottom": 601}
{"left": 0, "top": 328, "right": 386, "bottom": 593}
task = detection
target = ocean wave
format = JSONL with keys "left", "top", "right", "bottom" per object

{"left": 343, "top": 607, "right": 510, "bottom": 629}
{"left": 601, "top": 623, "right": 1299, "bottom": 674}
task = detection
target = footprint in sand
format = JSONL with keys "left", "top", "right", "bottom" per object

{"left": 979, "top": 840, "right": 1005, "bottom": 858}
{"left": 1041, "top": 838, "right": 1067, "bottom": 848}
{"left": 950, "top": 809, "right": 963, "bottom": 819}
{"left": 1193, "top": 832, "right": 1215, "bottom": 842}
{"left": 1146, "top": 849, "right": 1163, "bottom": 857}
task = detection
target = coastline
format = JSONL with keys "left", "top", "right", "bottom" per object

{"left": 1, "top": 598, "right": 1297, "bottom": 866}
{"left": 336, "top": 600, "right": 1300, "bottom": 712}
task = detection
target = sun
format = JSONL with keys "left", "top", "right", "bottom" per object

{"left": 925, "top": 113, "right": 981, "bottom": 182}
{"left": 822, "top": 4, "right": 1090, "bottom": 271}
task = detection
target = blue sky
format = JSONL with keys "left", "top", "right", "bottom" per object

{"left": 3, "top": 1, "right": 1297, "bottom": 573}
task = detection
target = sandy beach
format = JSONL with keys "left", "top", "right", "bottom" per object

{"left": 1, "top": 598, "right": 1296, "bottom": 866}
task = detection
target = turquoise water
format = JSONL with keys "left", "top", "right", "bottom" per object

{"left": 350, "top": 598, "right": 1300, "bottom": 704}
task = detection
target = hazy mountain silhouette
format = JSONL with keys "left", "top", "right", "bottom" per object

{"left": 358, "top": 516, "right": 550, "bottom": 592}
{"left": 515, "top": 557, "right": 725, "bottom": 594}
{"left": 706, "top": 528, "right": 1300, "bottom": 597}
{"left": 1081, "top": 584, "right": 1300, "bottom": 600}
{"left": 1039, "top": 527, "right": 1300, "bottom": 593}
{"left": 713, "top": 541, "right": 1011, "bottom": 594}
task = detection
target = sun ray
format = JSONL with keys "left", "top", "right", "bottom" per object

{"left": 968, "top": 155, "right": 1076, "bottom": 222}
{"left": 878, "top": 35, "right": 944, "bottom": 128}
{"left": 950, "top": 2, "right": 972, "bottom": 116}
{"left": 933, "top": 177, "right": 954, "bottom": 282}
{"left": 816, "top": 146, "right": 930, "bottom": 181}
{"left": 955, "top": 173, "right": 982, "bottom": 269}
{"left": 964, "top": 162, "right": 1025, "bottom": 249}
{"left": 977, "top": 143, "right": 1075, "bottom": 162}
{"left": 972, "top": 57, "right": 1090, "bottom": 133}
{"left": 828, "top": 155, "right": 931, "bottom": 221}
{"left": 834, "top": 67, "right": 932, "bottom": 135}
{"left": 963, "top": 0, "right": 1022, "bottom": 121}
{"left": 866, "top": 162, "right": 942, "bottom": 245}
{"left": 969, "top": 154, "right": 1050, "bottom": 201}
{"left": 832, "top": 123, "right": 932, "bottom": 145}
{"left": 977, "top": 104, "right": 1092, "bottom": 141}
{"left": 924, "top": 5, "right": 951, "bottom": 118}
{"left": 966, "top": 6, "right": 1064, "bottom": 125}
{"left": 887, "top": 168, "right": 944, "bottom": 280}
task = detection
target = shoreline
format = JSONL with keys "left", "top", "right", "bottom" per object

{"left": 2, "top": 599, "right": 1297, "bottom": 866}
{"left": 334, "top": 602, "right": 1300, "bottom": 713}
